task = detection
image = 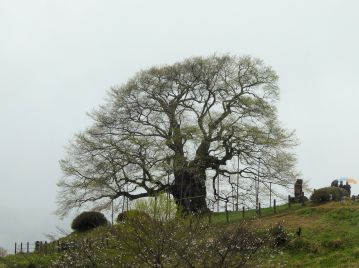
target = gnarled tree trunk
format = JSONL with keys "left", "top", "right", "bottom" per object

{"left": 171, "top": 167, "right": 209, "bottom": 214}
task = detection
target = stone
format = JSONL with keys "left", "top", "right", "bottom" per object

{"left": 294, "top": 179, "right": 303, "bottom": 198}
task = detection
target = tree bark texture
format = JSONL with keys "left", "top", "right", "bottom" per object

{"left": 172, "top": 168, "right": 209, "bottom": 214}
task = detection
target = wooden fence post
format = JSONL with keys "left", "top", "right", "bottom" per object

{"left": 274, "top": 199, "right": 277, "bottom": 214}
{"left": 14, "top": 243, "right": 17, "bottom": 254}
{"left": 242, "top": 206, "right": 245, "bottom": 218}
{"left": 288, "top": 195, "right": 291, "bottom": 208}
{"left": 27, "top": 242, "right": 29, "bottom": 253}
{"left": 259, "top": 203, "right": 261, "bottom": 216}
{"left": 154, "top": 195, "right": 158, "bottom": 220}
{"left": 225, "top": 202, "right": 229, "bottom": 223}
{"left": 45, "top": 241, "right": 48, "bottom": 255}
{"left": 20, "top": 242, "right": 23, "bottom": 253}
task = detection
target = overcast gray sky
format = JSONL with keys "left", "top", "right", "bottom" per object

{"left": 1, "top": 0, "right": 359, "bottom": 252}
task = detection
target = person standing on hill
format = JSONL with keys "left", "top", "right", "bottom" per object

{"left": 343, "top": 181, "right": 351, "bottom": 196}
{"left": 331, "top": 179, "right": 339, "bottom": 187}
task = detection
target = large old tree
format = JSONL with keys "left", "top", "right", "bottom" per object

{"left": 57, "top": 55, "right": 298, "bottom": 215}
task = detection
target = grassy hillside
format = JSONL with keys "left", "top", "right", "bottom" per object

{"left": 3, "top": 200, "right": 359, "bottom": 267}
{"left": 260, "top": 200, "right": 359, "bottom": 267}
{"left": 210, "top": 200, "right": 359, "bottom": 267}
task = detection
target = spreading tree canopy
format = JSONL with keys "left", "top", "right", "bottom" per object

{"left": 57, "top": 55, "right": 299, "bottom": 216}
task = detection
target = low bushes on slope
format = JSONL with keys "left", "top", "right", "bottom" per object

{"left": 310, "top": 187, "right": 349, "bottom": 204}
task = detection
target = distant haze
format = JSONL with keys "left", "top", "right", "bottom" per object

{"left": 1, "top": 0, "right": 359, "bottom": 252}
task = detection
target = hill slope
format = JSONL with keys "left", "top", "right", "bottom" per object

{"left": 259, "top": 200, "right": 359, "bottom": 267}
{"left": 3, "top": 201, "right": 359, "bottom": 267}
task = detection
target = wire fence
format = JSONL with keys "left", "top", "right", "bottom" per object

{"left": 14, "top": 237, "right": 112, "bottom": 255}
{"left": 14, "top": 194, "right": 304, "bottom": 255}
{"left": 14, "top": 241, "right": 54, "bottom": 255}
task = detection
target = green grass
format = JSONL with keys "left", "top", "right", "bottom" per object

{"left": 258, "top": 200, "right": 359, "bottom": 267}
{"left": 0, "top": 253, "right": 53, "bottom": 268}
{"left": 211, "top": 202, "right": 303, "bottom": 224}
{"left": 206, "top": 201, "right": 359, "bottom": 267}
{"left": 4, "top": 200, "right": 359, "bottom": 267}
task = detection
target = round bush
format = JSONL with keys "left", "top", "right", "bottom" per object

{"left": 71, "top": 211, "right": 108, "bottom": 231}
{"left": 310, "top": 187, "right": 349, "bottom": 204}
{"left": 117, "top": 210, "right": 151, "bottom": 223}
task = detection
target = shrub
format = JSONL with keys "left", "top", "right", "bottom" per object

{"left": 115, "top": 217, "right": 270, "bottom": 267}
{"left": 53, "top": 218, "right": 272, "bottom": 268}
{"left": 270, "top": 223, "right": 288, "bottom": 247}
{"left": 322, "top": 238, "right": 343, "bottom": 249}
{"left": 310, "top": 187, "right": 349, "bottom": 204}
{"left": 288, "top": 237, "right": 311, "bottom": 250}
{"left": 71, "top": 211, "right": 108, "bottom": 232}
{"left": 288, "top": 238, "right": 321, "bottom": 253}
{"left": 116, "top": 210, "right": 151, "bottom": 223}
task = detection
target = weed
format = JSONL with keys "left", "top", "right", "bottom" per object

{"left": 322, "top": 238, "right": 343, "bottom": 249}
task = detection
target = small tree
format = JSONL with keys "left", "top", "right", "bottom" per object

{"left": 134, "top": 193, "right": 177, "bottom": 221}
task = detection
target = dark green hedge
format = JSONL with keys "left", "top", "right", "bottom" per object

{"left": 71, "top": 211, "right": 108, "bottom": 232}
{"left": 310, "top": 187, "right": 349, "bottom": 204}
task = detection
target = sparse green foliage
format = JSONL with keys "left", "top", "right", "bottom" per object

{"left": 116, "top": 194, "right": 177, "bottom": 223}
{"left": 133, "top": 193, "right": 177, "bottom": 220}
{"left": 71, "top": 211, "right": 108, "bottom": 232}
